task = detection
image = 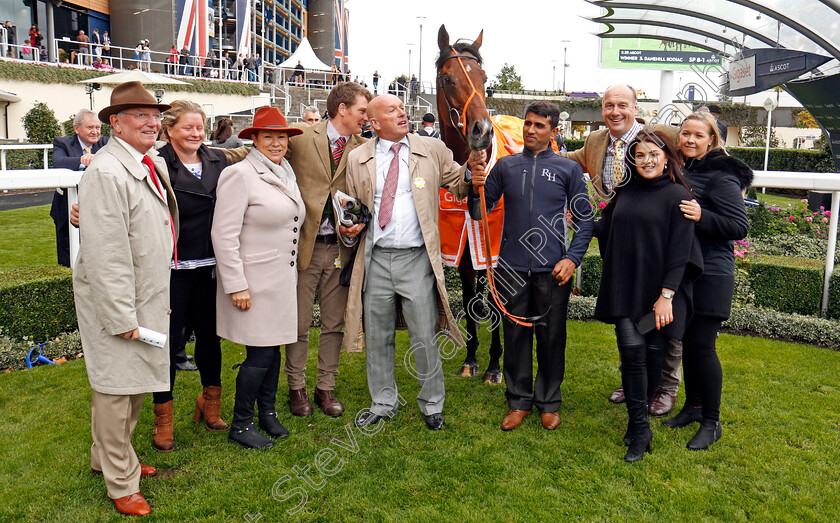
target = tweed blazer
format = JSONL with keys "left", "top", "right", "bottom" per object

{"left": 286, "top": 121, "right": 367, "bottom": 270}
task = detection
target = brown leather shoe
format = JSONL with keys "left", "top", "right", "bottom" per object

{"left": 152, "top": 401, "right": 174, "bottom": 452}
{"left": 649, "top": 392, "right": 676, "bottom": 417}
{"left": 92, "top": 463, "right": 157, "bottom": 477}
{"left": 541, "top": 412, "right": 561, "bottom": 430}
{"left": 194, "top": 385, "right": 229, "bottom": 431}
{"left": 609, "top": 386, "right": 625, "bottom": 404}
{"left": 314, "top": 388, "right": 344, "bottom": 417}
{"left": 289, "top": 388, "right": 313, "bottom": 417}
{"left": 113, "top": 492, "right": 151, "bottom": 516}
{"left": 501, "top": 409, "right": 531, "bottom": 431}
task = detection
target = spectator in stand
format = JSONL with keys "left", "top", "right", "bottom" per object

{"left": 102, "top": 31, "right": 111, "bottom": 57}
{"left": 20, "top": 38, "right": 32, "bottom": 60}
{"left": 236, "top": 53, "right": 245, "bottom": 80}
{"left": 211, "top": 118, "right": 244, "bottom": 149}
{"left": 225, "top": 51, "right": 234, "bottom": 79}
{"left": 141, "top": 40, "right": 151, "bottom": 72}
{"left": 77, "top": 30, "right": 91, "bottom": 65}
{"left": 180, "top": 46, "right": 191, "bottom": 75}
{"left": 418, "top": 113, "right": 440, "bottom": 139}
{"left": 330, "top": 64, "right": 339, "bottom": 86}
{"left": 4, "top": 21, "right": 16, "bottom": 58}
{"left": 410, "top": 74, "right": 418, "bottom": 100}
{"left": 29, "top": 25, "right": 42, "bottom": 49}
{"left": 554, "top": 128, "right": 566, "bottom": 153}
{"left": 302, "top": 107, "right": 321, "bottom": 126}
{"left": 168, "top": 44, "right": 178, "bottom": 75}
{"left": 372, "top": 70, "right": 380, "bottom": 94}
{"left": 294, "top": 60, "right": 305, "bottom": 84}
{"left": 134, "top": 41, "right": 142, "bottom": 68}
{"left": 91, "top": 28, "right": 101, "bottom": 62}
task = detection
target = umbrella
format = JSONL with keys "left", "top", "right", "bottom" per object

{"left": 78, "top": 70, "right": 190, "bottom": 85}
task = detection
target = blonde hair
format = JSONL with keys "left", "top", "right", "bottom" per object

{"left": 678, "top": 111, "right": 725, "bottom": 163}
{"left": 160, "top": 99, "right": 207, "bottom": 142}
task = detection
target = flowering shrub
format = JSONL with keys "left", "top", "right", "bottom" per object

{"left": 747, "top": 200, "right": 832, "bottom": 239}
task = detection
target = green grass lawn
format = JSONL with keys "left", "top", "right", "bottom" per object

{"left": 756, "top": 192, "right": 802, "bottom": 207}
{"left": 2, "top": 323, "right": 839, "bottom": 521}
{"left": 0, "top": 204, "right": 55, "bottom": 270}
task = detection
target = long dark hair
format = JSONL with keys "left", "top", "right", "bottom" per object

{"left": 212, "top": 118, "right": 233, "bottom": 143}
{"left": 624, "top": 127, "right": 691, "bottom": 191}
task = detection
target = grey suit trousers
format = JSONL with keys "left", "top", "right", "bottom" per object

{"left": 363, "top": 245, "right": 444, "bottom": 417}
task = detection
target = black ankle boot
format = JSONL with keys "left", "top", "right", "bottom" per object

{"left": 687, "top": 419, "right": 722, "bottom": 450}
{"left": 229, "top": 365, "right": 275, "bottom": 449}
{"left": 624, "top": 427, "right": 653, "bottom": 463}
{"left": 662, "top": 405, "right": 702, "bottom": 428}
{"left": 257, "top": 352, "right": 289, "bottom": 439}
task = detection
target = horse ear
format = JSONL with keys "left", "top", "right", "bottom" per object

{"left": 473, "top": 30, "right": 484, "bottom": 50}
{"left": 438, "top": 24, "right": 449, "bottom": 50}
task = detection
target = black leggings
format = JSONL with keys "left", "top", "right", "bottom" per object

{"left": 681, "top": 314, "right": 724, "bottom": 422}
{"left": 153, "top": 267, "right": 222, "bottom": 405}
{"left": 615, "top": 318, "right": 669, "bottom": 429}
{"left": 243, "top": 345, "right": 281, "bottom": 367}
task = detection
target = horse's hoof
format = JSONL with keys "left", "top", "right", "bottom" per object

{"left": 483, "top": 371, "right": 503, "bottom": 384}
{"left": 460, "top": 363, "right": 479, "bottom": 377}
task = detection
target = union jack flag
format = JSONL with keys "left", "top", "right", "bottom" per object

{"left": 334, "top": 0, "right": 349, "bottom": 72}
{"left": 176, "top": 0, "right": 210, "bottom": 64}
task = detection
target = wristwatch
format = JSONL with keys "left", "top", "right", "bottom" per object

{"left": 661, "top": 291, "right": 674, "bottom": 299}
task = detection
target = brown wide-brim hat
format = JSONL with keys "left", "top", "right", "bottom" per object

{"left": 98, "top": 81, "right": 171, "bottom": 124}
{"left": 238, "top": 106, "right": 303, "bottom": 139}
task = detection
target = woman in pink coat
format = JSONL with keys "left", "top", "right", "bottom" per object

{"left": 212, "top": 106, "right": 304, "bottom": 449}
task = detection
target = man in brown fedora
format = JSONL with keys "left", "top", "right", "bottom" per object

{"left": 73, "top": 81, "right": 176, "bottom": 517}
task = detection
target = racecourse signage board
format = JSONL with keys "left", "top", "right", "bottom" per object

{"left": 726, "top": 49, "right": 831, "bottom": 97}
{"left": 785, "top": 73, "right": 840, "bottom": 171}
{"left": 600, "top": 38, "right": 722, "bottom": 71}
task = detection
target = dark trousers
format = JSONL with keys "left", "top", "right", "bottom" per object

{"left": 153, "top": 266, "right": 222, "bottom": 404}
{"left": 615, "top": 318, "right": 669, "bottom": 432}
{"left": 682, "top": 314, "right": 724, "bottom": 422}
{"left": 50, "top": 191, "right": 70, "bottom": 267}
{"left": 499, "top": 270, "right": 571, "bottom": 412}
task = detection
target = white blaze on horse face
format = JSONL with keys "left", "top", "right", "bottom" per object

{"left": 465, "top": 64, "right": 472, "bottom": 72}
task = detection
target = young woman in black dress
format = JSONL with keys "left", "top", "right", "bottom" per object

{"left": 663, "top": 112, "right": 752, "bottom": 450}
{"left": 594, "top": 128, "right": 703, "bottom": 462}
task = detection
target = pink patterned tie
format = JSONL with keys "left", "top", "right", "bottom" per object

{"left": 378, "top": 143, "right": 402, "bottom": 230}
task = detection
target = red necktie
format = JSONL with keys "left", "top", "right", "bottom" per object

{"left": 332, "top": 136, "right": 346, "bottom": 165}
{"left": 142, "top": 154, "right": 178, "bottom": 267}
{"left": 378, "top": 143, "right": 402, "bottom": 230}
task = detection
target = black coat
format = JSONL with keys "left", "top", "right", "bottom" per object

{"left": 157, "top": 143, "right": 228, "bottom": 261}
{"left": 684, "top": 148, "right": 752, "bottom": 318}
{"left": 594, "top": 174, "right": 704, "bottom": 339}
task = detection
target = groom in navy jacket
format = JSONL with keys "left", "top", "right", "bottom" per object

{"left": 50, "top": 109, "right": 108, "bottom": 266}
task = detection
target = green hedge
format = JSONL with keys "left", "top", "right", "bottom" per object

{"left": 0, "top": 267, "right": 76, "bottom": 341}
{"left": 0, "top": 61, "right": 260, "bottom": 97}
{"left": 749, "top": 255, "right": 823, "bottom": 316}
{"left": 579, "top": 253, "right": 602, "bottom": 297}
{"left": 727, "top": 147, "right": 834, "bottom": 174}
{"left": 827, "top": 271, "right": 840, "bottom": 319}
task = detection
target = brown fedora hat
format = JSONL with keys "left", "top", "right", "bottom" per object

{"left": 98, "top": 81, "right": 171, "bottom": 123}
{"left": 238, "top": 106, "right": 303, "bottom": 139}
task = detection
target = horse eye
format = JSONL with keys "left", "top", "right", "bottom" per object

{"left": 443, "top": 74, "right": 455, "bottom": 86}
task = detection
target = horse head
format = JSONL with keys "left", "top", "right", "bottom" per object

{"left": 436, "top": 24, "right": 493, "bottom": 157}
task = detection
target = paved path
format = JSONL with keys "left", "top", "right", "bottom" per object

{"left": 0, "top": 191, "right": 53, "bottom": 211}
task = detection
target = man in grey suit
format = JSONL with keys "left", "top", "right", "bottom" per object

{"left": 50, "top": 109, "right": 108, "bottom": 267}
{"left": 340, "top": 94, "right": 483, "bottom": 430}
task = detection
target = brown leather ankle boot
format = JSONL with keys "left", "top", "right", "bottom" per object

{"left": 194, "top": 385, "right": 228, "bottom": 431}
{"left": 289, "top": 388, "right": 313, "bottom": 417}
{"left": 152, "top": 401, "right": 174, "bottom": 452}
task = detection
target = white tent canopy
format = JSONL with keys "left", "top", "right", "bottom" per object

{"left": 277, "top": 38, "right": 333, "bottom": 71}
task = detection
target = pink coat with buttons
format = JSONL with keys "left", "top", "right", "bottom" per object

{"left": 212, "top": 152, "right": 305, "bottom": 346}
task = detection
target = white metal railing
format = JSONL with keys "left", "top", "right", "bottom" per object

{"left": 0, "top": 168, "right": 81, "bottom": 267}
{"left": 0, "top": 144, "right": 53, "bottom": 171}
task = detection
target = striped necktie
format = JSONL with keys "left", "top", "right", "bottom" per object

{"left": 332, "top": 136, "right": 346, "bottom": 165}
{"left": 378, "top": 143, "right": 402, "bottom": 229}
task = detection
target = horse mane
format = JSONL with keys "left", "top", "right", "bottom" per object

{"left": 435, "top": 40, "right": 483, "bottom": 70}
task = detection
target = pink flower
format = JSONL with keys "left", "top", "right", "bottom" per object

{"left": 805, "top": 216, "right": 813, "bottom": 222}
{"left": 823, "top": 217, "right": 829, "bottom": 223}
{"left": 598, "top": 201, "right": 606, "bottom": 209}
{"left": 788, "top": 216, "right": 796, "bottom": 221}
{"left": 801, "top": 199, "right": 808, "bottom": 203}
{"left": 820, "top": 206, "right": 826, "bottom": 210}
{"left": 826, "top": 211, "right": 831, "bottom": 217}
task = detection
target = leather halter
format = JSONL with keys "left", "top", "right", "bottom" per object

{"left": 436, "top": 48, "right": 484, "bottom": 145}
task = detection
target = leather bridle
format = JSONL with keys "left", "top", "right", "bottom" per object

{"left": 436, "top": 47, "right": 484, "bottom": 145}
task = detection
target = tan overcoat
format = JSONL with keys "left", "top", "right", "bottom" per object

{"left": 343, "top": 134, "right": 469, "bottom": 349}
{"left": 286, "top": 121, "right": 366, "bottom": 270}
{"left": 211, "top": 152, "right": 305, "bottom": 347}
{"left": 73, "top": 139, "right": 178, "bottom": 395}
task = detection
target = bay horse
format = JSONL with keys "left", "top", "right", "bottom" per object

{"left": 436, "top": 25, "right": 503, "bottom": 383}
